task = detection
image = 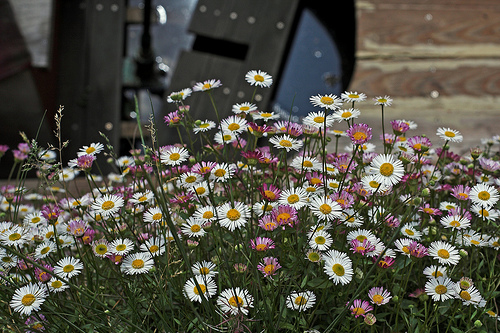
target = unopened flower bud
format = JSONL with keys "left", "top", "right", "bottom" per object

{"left": 422, "top": 188, "right": 431, "bottom": 196}
{"left": 364, "top": 313, "right": 377, "bottom": 326}
{"left": 412, "top": 197, "right": 422, "bottom": 205}
{"left": 459, "top": 249, "right": 468, "bottom": 257}
{"left": 470, "top": 147, "right": 482, "bottom": 160}
{"left": 474, "top": 320, "right": 482, "bottom": 328}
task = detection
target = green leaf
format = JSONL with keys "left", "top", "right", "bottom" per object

{"left": 451, "top": 327, "right": 464, "bottom": 333}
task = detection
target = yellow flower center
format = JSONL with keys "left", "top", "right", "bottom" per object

{"left": 332, "top": 263, "right": 345, "bottom": 276}
{"left": 479, "top": 209, "right": 489, "bottom": 217}
{"left": 9, "top": 233, "right": 21, "bottom": 241}
{"left": 202, "top": 211, "right": 214, "bottom": 219}
{"left": 432, "top": 271, "right": 443, "bottom": 278}
{"left": 352, "top": 132, "right": 367, "bottom": 140}
{"left": 413, "top": 143, "right": 422, "bottom": 150}
{"left": 31, "top": 217, "right": 41, "bottom": 224}
{"left": 256, "top": 244, "right": 267, "bottom": 251}
{"left": 372, "top": 295, "right": 384, "bottom": 305}
{"left": 195, "top": 187, "right": 206, "bottom": 195}
{"left": 303, "top": 160, "right": 314, "bottom": 168}
{"left": 423, "top": 208, "right": 434, "bottom": 214}
{"left": 40, "top": 247, "right": 50, "bottom": 255}
{"left": 200, "top": 123, "right": 210, "bottom": 128}
{"left": 51, "top": 280, "right": 63, "bottom": 289}
{"left": 228, "top": 296, "right": 244, "bottom": 307}
{"left": 342, "top": 111, "right": 352, "bottom": 118}
{"left": 353, "top": 307, "right": 366, "bottom": 316}
{"left": 190, "top": 225, "right": 201, "bottom": 233}
{"left": 264, "top": 190, "right": 276, "bottom": 200}
{"left": 437, "top": 249, "right": 450, "bottom": 259}
{"left": 444, "top": 131, "right": 456, "bottom": 138}
{"left": 369, "top": 180, "right": 380, "bottom": 188}
{"left": 132, "top": 259, "right": 144, "bottom": 269}
{"left": 116, "top": 244, "right": 126, "bottom": 252}
{"left": 254, "top": 74, "right": 264, "bottom": 82}
{"left": 471, "top": 239, "right": 480, "bottom": 245}
{"left": 202, "top": 83, "right": 212, "bottom": 90}
{"left": 378, "top": 98, "right": 387, "bottom": 103}
{"left": 277, "top": 213, "right": 291, "bottom": 223}
{"left": 223, "top": 134, "right": 232, "bottom": 141}
{"left": 313, "top": 116, "right": 325, "bottom": 123}
{"left": 152, "top": 213, "right": 162, "bottom": 221}
{"left": 240, "top": 106, "right": 250, "bottom": 111}
{"left": 294, "top": 296, "right": 307, "bottom": 305}
{"left": 450, "top": 220, "right": 460, "bottom": 227}
{"left": 477, "top": 191, "right": 491, "bottom": 201}
{"left": 279, "top": 139, "right": 292, "bottom": 147}
{"left": 95, "top": 244, "right": 108, "bottom": 255}
{"left": 193, "top": 284, "right": 207, "bottom": 295}
{"left": 86, "top": 147, "right": 96, "bottom": 154}
{"left": 458, "top": 193, "right": 468, "bottom": 199}
{"left": 63, "top": 264, "right": 75, "bottom": 273}
{"left": 287, "top": 194, "right": 300, "bottom": 204}
{"left": 348, "top": 94, "right": 359, "bottom": 99}
{"left": 315, "top": 236, "right": 326, "bottom": 245}
{"left": 319, "top": 204, "right": 332, "bottom": 215}
{"left": 227, "top": 123, "right": 240, "bottom": 131}
{"left": 264, "top": 264, "right": 275, "bottom": 275}
{"left": 199, "top": 267, "right": 210, "bottom": 275}
{"left": 214, "top": 169, "right": 226, "bottom": 178}
{"left": 102, "top": 200, "right": 115, "bottom": 211}
{"left": 320, "top": 96, "right": 334, "bottom": 104}
{"left": 308, "top": 252, "right": 320, "bottom": 261}
{"left": 169, "top": 152, "right": 180, "bottom": 161}
{"left": 149, "top": 245, "right": 159, "bottom": 253}
{"left": 21, "top": 294, "right": 36, "bottom": 306}
{"left": 402, "top": 246, "right": 410, "bottom": 254}
{"left": 356, "top": 235, "right": 367, "bottom": 242}
{"left": 459, "top": 290, "right": 471, "bottom": 300}
{"left": 379, "top": 163, "right": 394, "bottom": 176}
{"left": 435, "top": 285, "right": 447, "bottom": 295}
{"left": 261, "top": 112, "right": 272, "bottom": 118}
{"left": 226, "top": 209, "right": 241, "bottom": 221}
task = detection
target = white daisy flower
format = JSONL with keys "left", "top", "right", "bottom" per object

{"left": 10, "top": 283, "right": 47, "bottom": 316}
{"left": 425, "top": 276, "right": 455, "bottom": 301}
{"left": 217, "top": 202, "right": 250, "bottom": 231}
{"left": 0, "top": 249, "right": 18, "bottom": 269}
{"left": 423, "top": 265, "right": 448, "bottom": 279}
{"left": 140, "top": 237, "right": 166, "bottom": 257}
{"left": 181, "top": 217, "right": 207, "bottom": 238}
{"left": 220, "top": 115, "right": 248, "bottom": 134}
{"left": 193, "top": 119, "right": 216, "bottom": 134}
{"left": 323, "top": 250, "right": 353, "bottom": 285}
{"left": 188, "top": 181, "right": 210, "bottom": 198}
{"left": 217, "top": 287, "right": 254, "bottom": 315}
{"left": 91, "top": 194, "right": 124, "bottom": 218}
{"left": 143, "top": 206, "right": 164, "bottom": 224}
{"left": 167, "top": 88, "right": 192, "bottom": 102}
{"left": 48, "top": 277, "right": 69, "bottom": 293}
{"left": 309, "top": 94, "right": 342, "bottom": 110}
{"left": 269, "top": 134, "right": 303, "bottom": 152}
{"left": 302, "top": 111, "right": 336, "bottom": 129}
{"left": 252, "top": 200, "right": 277, "bottom": 217}
{"left": 210, "top": 162, "right": 235, "bottom": 182}
{"left": 160, "top": 146, "right": 190, "bottom": 166}
{"left": 109, "top": 238, "right": 135, "bottom": 256}
{"left": 121, "top": 252, "right": 154, "bottom": 275}
{"left": 440, "top": 214, "right": 471, "bottom": 230}
{"left": 286, "top": 290, "right": 316, "bottom": 312}
{"left": 34, "top": 241, "right": 57, "bottom": 259}
{"left": 54, "top": 256, "right": 83, "bottom": 279}
{"left": 332, "top": 108, "right": 361, "bottom": 122}
{"left": 183, "top": 275, "right": 217, "bottom": 303}
{"left": 251, "top": 111, "right": 280, "bottom": 122}
{"left": 92, "top": 239, "right": 110, "bottom": 258}
{"left": 178, "top": 172, "right": 202, "bottom": 188}
{"left": 232, "top": 102, "right": 257, "bottom": 114}
{"left": 428, "top": 241, "right": 461, "bottom": 266}
{"left": 308, "top": 196, "right": 342, "bottom": 222}
{"left": 291, "top": 155, "right": 321, "bottom": 172}
{"left": 192, "top": 261, "right": 218, "bottom": 278}
{"left": 77, "top": 142, "right": 104, "bottom": 156}
{"left": 436, "top": 127, "right": 463, "bottom": 143}
{"left": 245, "top": 70, "right": 273, "bottom": 87}
{"left": 0, "top": 225, "right": 29, "bottom": 246}
{"left": 374, "top": 95, "right": 393, "bottom": 106}
{"left": 192, "top": 205, "right": 217, "bottom": 224}
{"left": 401, "top": 223, "right": 422, "bottom": 240}
{"left": 369, "top": 154, "right": 405, "bottom": 186}
{"left": 469, "top": 183, "right": 499, "bottom": 208}
{"left": 341, "top": 91, "right": 367, "bottom": 103}
{"left": 23, "top": 212, "right": 47, "bottom": 227}
{"left": 214, "top": 131, "right": 238, "bottom": 145}
{"left": 308, "top": 229, "right": 333, "bottom": 251}
{"left": 192, "top": 79, "right": 222, "bottom": 92}
{"left": 278, "top": 187, "right": 310, "bottom": 210}
{"left": 129, "top": 191, "right": 155, "bottom": 205}
{"left": 115, "top": 156, "right": 135, "bottom": 168}
{"left": 454, "top": 283, "right": 483, "bottom": 306}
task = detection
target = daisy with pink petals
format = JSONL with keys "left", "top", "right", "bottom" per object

{"left": 250, "top": 237, "right": 275, "bottom": 251}
{"left": 349, "top": 299, "right": 373, "bottom": 318}
{"left": 257, "top": 257, "right": 281, "bottom": 278}
{"left": 346, "top": 123, "right": 372, "bottom": 145}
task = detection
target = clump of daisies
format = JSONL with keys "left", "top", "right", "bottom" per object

{"left": 0, "top": 71, "right": 499, "bottom": 333}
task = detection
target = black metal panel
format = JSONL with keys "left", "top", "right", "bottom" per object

{"left": 162, "top": 0, "right": 300, "bottom": 146}
{"left": 57, "top": 0, "right": 124, "bottom": 165}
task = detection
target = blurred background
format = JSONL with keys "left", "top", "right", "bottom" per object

{"left": 1, "top": 0, "right": 499, "bottom": 177}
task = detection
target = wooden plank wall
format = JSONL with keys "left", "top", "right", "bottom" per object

{"left": 348, "top": 0, "right": 500, "bottom": 152}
